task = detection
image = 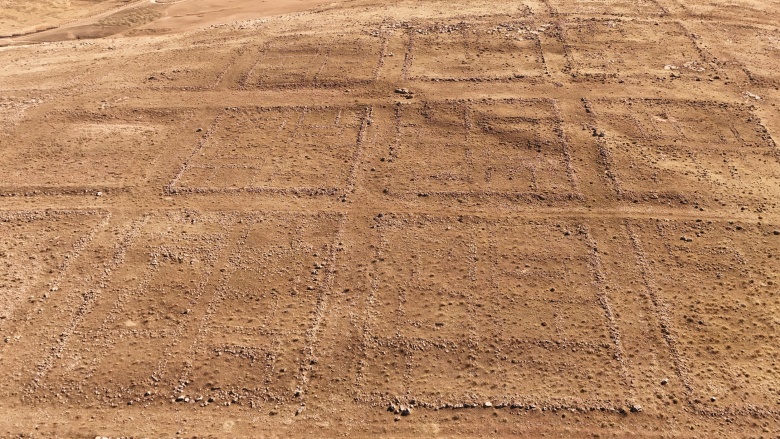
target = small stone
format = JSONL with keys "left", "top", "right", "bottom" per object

{"left": 630, "top": 404, "right": 642, "bottom": 413}
{"left": 388, "top": 403, "right": 396, "bottom": 412}
{"left": 660, "top": 378, "right": 669, "bottom": 385}
{"left": 269, "top": 409, "right": 278, "bottom": 416}
{"left": 483, "top": 401, "right": 493, "bottom": 408}
{"left": 710, "top": 396, "right": 717, "bottom": 402}
{"left": 196, "top": 127, "right": 203, "bottom": 132}
{"left": 96, "top": 191, "right": 103, "bottom": 197}
{"left": 394, "top": 88, "right": 411, "bottom": 94}
{"left": 773, "top": 230, "right": 780, "bottom": 236}
{"left": 401, "top": 406, "right": 411, "bottom": 416}
{"left": 175, "top": 395, "right": 185, "bottom": 402}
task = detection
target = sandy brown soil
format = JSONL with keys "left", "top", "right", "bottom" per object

{"left": 1, "top": 0, "right": 780, "bottom": 437}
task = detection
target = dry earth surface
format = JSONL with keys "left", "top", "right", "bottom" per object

{"left": 1, "top": 0, "right": 780, "bottom": 437}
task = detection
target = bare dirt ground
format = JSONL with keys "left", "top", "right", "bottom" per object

{"left": 1, "top": 0, "right": 780, "bottom": 437}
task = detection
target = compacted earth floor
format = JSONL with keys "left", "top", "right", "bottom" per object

{"left": 1, "top": 0, "right": 780, "bottom": 437}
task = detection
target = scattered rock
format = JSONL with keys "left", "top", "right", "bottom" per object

{"left": 630, "top": 404, "right": 642, "bottom": 413}
{"left": 483, "top": 401, "right": 493, "bottom": 408}
{"left": 773, "top": 230, "right": 780, "bottom": 236}
{"left": 660, "top": 378, "right": 669, "bottom": 385}
{"left": 401, "top": 406, "right": 411, "bottom": 416}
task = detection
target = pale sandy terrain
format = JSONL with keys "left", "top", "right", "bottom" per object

{"left": 0, "top": 0, "right": 780, "bottom": 437}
